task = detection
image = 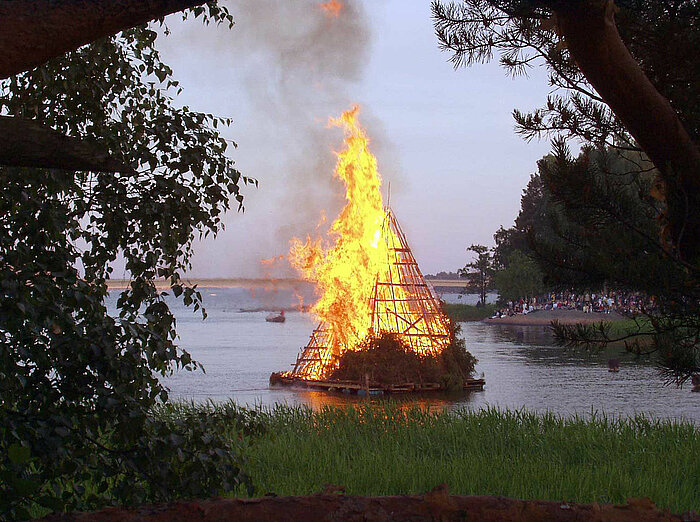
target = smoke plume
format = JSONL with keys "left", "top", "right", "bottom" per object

{"left": 157, "top": 0, "right": 398, "bottom": 278}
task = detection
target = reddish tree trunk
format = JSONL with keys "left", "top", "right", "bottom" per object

{"left": 557, "top": 0, "right": 700, "bottom": 262}
{"left": 0, "top": 0, "right": 209, "bottom": 79}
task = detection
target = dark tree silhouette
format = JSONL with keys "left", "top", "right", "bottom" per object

{"left": 433, "top": 0, "right": 699, "bottom": 262}
{"left": 0, "top": 1, "right": 226, "bottom": 172}
{"left": 0, "top": 7, "right": 256, "bottom": 517}
{"left": 459, "top": 245, "right": 494, "bottom": 306}
{"left": 433, "top": 0, "right": 699, "bottom": 383}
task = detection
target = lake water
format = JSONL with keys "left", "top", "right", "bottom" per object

{"left": 109, "top": 287, "right": 699, "bottom": 422}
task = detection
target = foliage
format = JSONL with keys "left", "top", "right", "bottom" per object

{"left": 492, "top": 171, "right": 551, "bottom": 271}
{"left": 432, "top": 0, "right": 700, "bottom": 383}
{"left": 493, "top": 144, "right": 699, "bottom": 382}
{"left": 244, "top": 404, "right": 700, "bottom": 513}
{"left": 425, "top": 270, "right": 461, "bottom": 280}
{"left": 331, "top": 333, "right": 442, "bottom": 385}
{"left": 432, "top": 0, "right": 698, "bottom": 151}
{"left": 0, "top": 4, "right": 256, "bottom": 518}
{"left": 154, "top": 400, "right": 268, "bottom": 440}
{"left": 439, "top": 323, "right": 479, "bottom": 389}
{"left": 443, "top": 303, "right": 498, "bottom": 322}
{"left": 492, "top": 250, "right": 545, "bottom": 303}
{"left": 492, "top": 147, "right": 666, "bottom": 291}
{"left": 534, "top": 145, "right": 698, "bottom": 383}
{"left": 330, "top": 328, "right": 476, "bottom": 390}
{"left": 458, "top": 244, "right": 495, "bottom": 306}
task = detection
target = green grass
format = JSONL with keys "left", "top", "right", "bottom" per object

{"left": 239, "top": 404, "right": 699, "bottom": 513}
{"left": 604, "top": 317, "right": 655, "bottom": 344}
{"left": 443, "top": 303, "right": 498, "bottom": 321}
{"left": 27, "top": 402, "right": 696, "bottom": 516}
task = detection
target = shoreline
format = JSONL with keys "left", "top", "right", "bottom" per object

{"left": 482, "top": 309, "right": 626, "bottom": 326}
{"left": 106, "top": 278, "right": 310, "bottom": 290}
{"left": 105, "top": 278, "right": 472, "bottom": 293}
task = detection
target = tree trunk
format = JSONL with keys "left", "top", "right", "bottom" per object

{"left": 480, "top": 272, "right": 486, "bottom": 306}
{"left": 556, "top": 0, "right": 700, "bottom": 262}
{"left": 0, "top": 0, "right": 209, "bottom": 79}
{"left": 0, "top": 116, "right": 134, "bottom": 173}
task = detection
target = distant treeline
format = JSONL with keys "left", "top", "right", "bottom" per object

{"left": 424, "top": 271, "right": 461, "bottom": 280}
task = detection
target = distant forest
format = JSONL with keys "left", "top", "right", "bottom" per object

{"left": 424, "top": 271, "right": 461, "bottom": 280}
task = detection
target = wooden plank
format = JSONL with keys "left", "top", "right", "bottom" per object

{"left": 274, "top": 374, "right": 486, "bottom": 394}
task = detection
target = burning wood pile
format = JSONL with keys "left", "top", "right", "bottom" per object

{"left": 270, "top": 107, "right": 482, "bottom": 393}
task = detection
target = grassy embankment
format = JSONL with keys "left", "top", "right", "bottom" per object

{"left": 603, "top": 318, "right": 655, "bottom": 346}
{"left": 443, "top": 303, "right": 498, "bottom": 322}
{"left": 555, "top": 317, "right": 656, "bottom": 355}
{"left": 162, "top": 402, "right": 700, "bottom": 513}
{"left": 443, "top": 303, "right": 656, "bottom": 351}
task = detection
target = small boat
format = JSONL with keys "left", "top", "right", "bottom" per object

{"left": 266, "top": 310, "right": 285, "bottom": 323}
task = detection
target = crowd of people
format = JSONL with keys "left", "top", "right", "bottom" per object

{"left": 491, "top": 290, "right": 655, "bottom": 318}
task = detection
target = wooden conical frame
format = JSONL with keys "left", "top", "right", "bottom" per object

{"left": 289, "top": 207, "right": 451, "bottom": 380}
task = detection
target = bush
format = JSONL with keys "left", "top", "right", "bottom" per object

{"left": 443, "top": 303, "right": 498, "bottom": 321}
{"left": 329, "top": 326, "right": 477, "bottom": 390}
{"left": 330, "top": 333, "right": 442, "bottom": 385}
{"left": 0, "top": 6, "right": 252, "bottom": 519}
{"left": 440, "top": 323, "right": 478, "bottom": 387}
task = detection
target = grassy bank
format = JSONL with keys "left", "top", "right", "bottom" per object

{"left": 443, "top": 303, "right": 497, "bottom": 321}
{"left": 238, "top": 404, "right": 698, "bottom": 512}
{"left": 28, "top": 403, "right": 697, "bottom": 516}
{"left": 603, "top": 318, "right": 655, "bottom": 346}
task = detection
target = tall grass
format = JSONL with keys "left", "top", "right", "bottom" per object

{"left": 240, "top": 404, "right": 699, "bottom": 512}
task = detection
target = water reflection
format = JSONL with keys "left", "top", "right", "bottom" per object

{"left": 491, "top": 324, "right": 554, "bottom": 345}
{"left": 284, "top": 388, "right": 479, "bottom": 412}
{"left": 461, "top": 322, "right": 697, "bottom": 422}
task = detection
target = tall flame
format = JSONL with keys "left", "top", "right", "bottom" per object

{"left": 290, "top": 106, "right": 396, "bottom": 349}
{"left": 288, "top": 106, "right": 451, "bottom": 380}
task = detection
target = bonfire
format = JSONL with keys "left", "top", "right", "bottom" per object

{"left": 271, "top": 107, "right": 481, "bottom": 393}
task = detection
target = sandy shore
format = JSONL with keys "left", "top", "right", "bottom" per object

{"left": 483, "top": 309, "right": 626, "bottom": 326}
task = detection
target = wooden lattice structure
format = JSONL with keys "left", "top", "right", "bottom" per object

{"left": 289, "top": 207, "right": 451, "bottom": 380}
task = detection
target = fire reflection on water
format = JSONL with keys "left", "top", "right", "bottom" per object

{"left": 292, "top": 389, "right": 474, "bottom": 413}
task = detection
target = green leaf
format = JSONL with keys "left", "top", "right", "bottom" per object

{"left": 12, "top": 477, "right": 40, "bottom": 496}
{"left": 36, "top": 495, "right": 65, "bottom": 512}
{"left": 8, "top": 444, "right": 31, "bottom": 465}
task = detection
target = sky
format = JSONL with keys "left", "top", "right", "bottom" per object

{"left": 151, "top": 0, "right": 554, "bottom": 279}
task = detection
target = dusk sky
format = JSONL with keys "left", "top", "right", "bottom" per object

{"left": 149, "top": 0, "right": 554, "bottom": 279}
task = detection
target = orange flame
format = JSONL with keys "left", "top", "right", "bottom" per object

{"left": 319, "top": 0, "right": 343, "bottom": 17}
{"left": 260, "top": 254, "right": 285, "bottom": 295}
{"left": 290, "top": 106, "right": 389, "bottom": 350}
{"left": 288, "top": 106, "right": 451, "bottom": 380}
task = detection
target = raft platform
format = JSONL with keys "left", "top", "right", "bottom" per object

{"left": 269, "top": 373, "right": 485, "bottom": 395}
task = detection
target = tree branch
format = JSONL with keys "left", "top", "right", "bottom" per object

{"left": 0, "top": 116, "right": 134, "bottom": 173}
{"left": 0, "top": 0, "right": 210, "bottom": 79}
{"left": 556, "top": 0, "right": 700, "bottom": 261}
